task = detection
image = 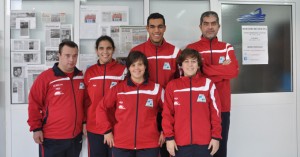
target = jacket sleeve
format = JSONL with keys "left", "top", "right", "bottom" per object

{"left": 209, "top": 82, "right": 222, "bottom": 140}
{"left": 96, "top": 85, "right": 118, "bottom": 134}
{"left": 83, "top": 87, "right": 91, "bottom": 123}
{"left": 83, "top": 71, "right": 91, "bottom": 123}
{"left": 162, "top": 82, "right": 175, "bottom": 140}
{"left": 157, "top": 87, "right": 164, "bottom": 112}
{"left": 202, "top": 45, "right": 239, "bottom": 82}
{"left": 27, "top": 74, "right": 47, "bottom": 132}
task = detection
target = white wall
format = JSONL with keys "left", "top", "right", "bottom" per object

{"left": 0, "top": 0, "right": 6, "bottom": 156}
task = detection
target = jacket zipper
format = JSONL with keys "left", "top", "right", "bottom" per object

{"left": 134, "top": 86, "right": 140, "bottom": 149}
{"left": 70, "top": 77, "right": 78, "bottom": 137}
{"left": 190, "top": 77, "right": 193, "bottom": 144}
{"left": 210, "top": 39, "right": 213, "bottom": 64}
{"left": 102, "top": 64, "right": 106, "bottom": 96}
{"left": 155, "top": 46, "right": 158, "bottom": 83}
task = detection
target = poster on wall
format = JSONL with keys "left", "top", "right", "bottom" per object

{"left": 12, "top": 51, "right": 41, "bottom": 65}
{"left": 11, "top": 39, "right": 40, "bottom": 51}
{"left": 80, "top": 5, "right": 129, "bottom": 39}
{"left": 11, "top": 10, "right": 36, "bottom": 29}
{"left": 45, "top": 23, "right": 61, "bottom": 47}
{"left": 242, "top": 25, "right": 268, "bottom": 65}
{"left": 11, "top": 78, "right": 25, "bottom": 104}
{"left": 45, "top": 23, "right": 73, "bottom": 47}
{"left": 45, "top": 47, "right": 59, "bottom": 66}
{"left": 118, "top": 26, "right": 147, "bottom": 56}
{"left": 11, "top": 65, "right": 26, "bottom": 78}
{"left": 60, "top": 24, "right": 73, "bottom": 42}
{"left": 42, "top": 12, "right": 66, "bottom": 23}
{"left": 27, "top": 65, "right": 47, "bottom": 93}
{"left": 108, "top": 26, "right": 147, "bottom": 56}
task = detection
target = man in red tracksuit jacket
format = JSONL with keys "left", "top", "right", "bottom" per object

{"left": 186, "top": 11, "right": 239, "bottom": 157}
{"left": 130, "top": 13, "right": 181, "bottom": 157}
{"left": 27, "top": 41, "right": 88, "bottom": 157}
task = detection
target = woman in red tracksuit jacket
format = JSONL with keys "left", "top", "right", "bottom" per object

{"left": 84, "top": 35, "right": 127, "bottom": 157}
{"left": 97, "top": 51, "right": 164, "bottom": 157}
{"left": 162, "top": 48, "right": 222, "bottom": 157}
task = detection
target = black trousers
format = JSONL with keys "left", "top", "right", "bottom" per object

{"left": 214, "top": 112, "right": 230, "bottom": 157}
{"left": 39, "top": 133, "right": 82, "bottom": 157}
{"left": 173, "top": 144, "right": 211, "bottom": 157}
{"left": 87, "top": 131, "right": 112, "bottom": 157}
{"left": 112, "top": 147, "right": 159, "bottom": 157}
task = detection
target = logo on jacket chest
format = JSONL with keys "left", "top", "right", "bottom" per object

{"left": 145, "top": 99, "right": 154, "bottom": 107}
{"left": 197, "top": 94, "right": 206, "bottom": 103}
{"left": 174, "top": 97, "right": 180, "bottom": 106}
{"left": 79, "top": 82, "right": 85, "bottom": 89}
{"left": 53, "top": 83, "right": 64, "bottom": 96}
{"left": 118, "top": 101, "right": 126, "bottom": 110}
{"left": 163, "top": 62, "right": 171, "bottom": 70}
{"left": 219, "top": 56, "right": 225, "bottom": 64}
{"left": 110, "top": 82, "right": 117, "bottom": 88}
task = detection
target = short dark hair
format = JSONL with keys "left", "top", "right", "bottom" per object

{"left": 126, "top": 51, "right": 149, "bottom": 80}
{"left": 147, "top": 13, "right": 165, "bottom": 26}
{"left": 177, "top": 48, "right": 202, "bottom": 73}
{"left": 200, "top": 11, "right": 219, "bottom": 25}
{"left": 95, "top": 35, "right": 115, "bottom": 50}
{"left": 58, "top": 40, "right": 78, "bottom": 54}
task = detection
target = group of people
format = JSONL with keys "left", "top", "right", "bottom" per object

{"left": 27, "top": 11, "right": 238, "bottom": 157}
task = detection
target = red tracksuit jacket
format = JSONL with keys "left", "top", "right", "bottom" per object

{"left": 187, "top": 36, "right": 239, "bottom": 112}
{"left": 131, "top": 38, "right": 181, "bottom": 88}
{"left": 97, "top": 78, "right": 164, "bottom": 149}
{"left": 27, "top": 63, "right": 88, "bottom": 139}
{"left": 162, "top": 75, "right": 222, "bottom": 146}
{"left": 84, "top": 60, "right": 127, "bottom": 134}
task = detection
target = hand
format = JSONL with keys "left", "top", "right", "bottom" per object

{"left": 104, "top": 132, "right": 114, "bottom": 148}
{"left": 33, "top": 131, "right": 43, "bottom": 144}
{"left": 82, "top": 124, "right": 87, "bottom": 136}
{"left": 208, "top": 139, "right": 219, "bottom": 155}
{"left": 166, "top": 140, "right": 178, "bottom": 156}
{"left": 222, "top": 59, "right": 231, "bottom": 65}
{"left": 158, "top": 132, "right": 165, "bottom": 147}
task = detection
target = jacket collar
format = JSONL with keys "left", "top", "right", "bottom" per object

{"left": 147, "top": 38, "right": 166, "bottom": 48}
{"left": 97, "top": 59, "right": 117, "bottom": 67}
{"left": 201, "top": 35, "right": 219, "bottom": 43}
{"left": 52, "top": 62, "right": 81, "bottom": 77}
{"left": 127, "top": 77, "right": 149, "bottom": 87}
{"left": 181, "top": 72, "right": 202, "bottom": 80}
